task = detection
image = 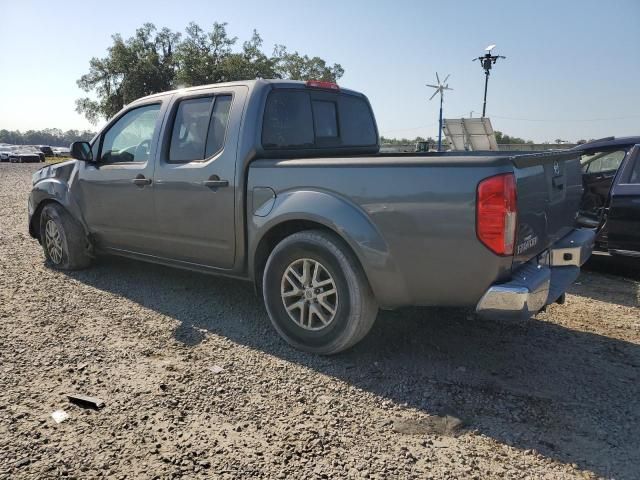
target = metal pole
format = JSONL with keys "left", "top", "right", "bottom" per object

{"left": 482, "top": 70, "right": 489, "bottom": 118}
{"left": 438, "top": 92, "right": 443, "bottom": 152}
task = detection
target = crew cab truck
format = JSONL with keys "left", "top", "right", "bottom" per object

{"left": 28, "top": 79, "right": 595, "bottom": 354}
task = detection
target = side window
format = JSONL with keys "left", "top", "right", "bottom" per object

{"left": 630, "top": 155, "right": 640, "bottom": 184}
{"left": 581, "top": 150, "right": 625, "bottom": 174}
{"left": 169, "top": 97, "right": 213, "bottom": 162}
{"left": 262, "top": 91, "right": 314, "bottom": 148}
{"left": 169, "top": 95, "right": 232, "bottom": 162}
{"left": 205, "top": 95, "right": 232, "bottom": 157}
{"left": 100, "top": 104, "right": 161, "bottom": 163}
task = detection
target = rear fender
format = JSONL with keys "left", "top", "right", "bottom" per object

{"left": 249, "top": 189, "right": 410, "bottom": 308}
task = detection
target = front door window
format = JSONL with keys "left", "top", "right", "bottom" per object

{"left": 100, "top": 104, "right": 161, "bottom": 163}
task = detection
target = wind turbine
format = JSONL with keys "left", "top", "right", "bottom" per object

{"left": 426, "top": 73, "right": 453, "bottom": 152}
{"left": 473, "top": 44, "right": 506, "bottom": 117}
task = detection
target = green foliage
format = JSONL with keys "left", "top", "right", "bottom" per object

{"left": 271, "top": 45, "right": 344, "bottom": 82}
{"left": 0, "top": 128, "right": 95, "bottom": 146}
{"left": 380, "top": 136, "right": 434, "bottom": 145}
{"left": 77, "top": 23, "right": 180, "bottom": 123}
{"left": 494, "top": 131, "right": 534, "bottom": 145}
{"left": 76, "top": 22, "right": 344, "bottom": 123}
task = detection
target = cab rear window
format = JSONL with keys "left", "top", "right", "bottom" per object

{"left": 262, "top": 89, "right": 376, "bottom": 150}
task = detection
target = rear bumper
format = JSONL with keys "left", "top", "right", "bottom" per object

{"left": 475, "top": 228, "right": 595, "bottom": 320}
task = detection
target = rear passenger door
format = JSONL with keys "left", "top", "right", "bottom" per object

{"left": 607, "top": 145, "right": 640, "bottom": 255}
{"left": 152, "top": 86, "right": 247, "bottom": 269}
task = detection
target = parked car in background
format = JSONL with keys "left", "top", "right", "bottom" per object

{"left": 9, "top": 146, "right": 43, "bottom": 163}
{"left": 575, "top": 137, "right": 640, "bottom": 257}
{"left": 37, "top": 145, "right": 55, "bottom": 157}
{"left": 28, "top": 79, "right": 594, "bottom": 354}
{"left": 52, "top": 146, "right": 71, "bottom": 157}
{"left": 0, "top": 145, "right": 12, "bottom": 162}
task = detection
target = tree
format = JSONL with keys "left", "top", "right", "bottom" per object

{"left": 174, "top": 22, "right": 236, "bottom": 86}
{"left": 0, "top": 129, "right": 95, "bottom": 146}
{"left": 76, "top": 23, "right": 181, "bottom": 123}
{"left": 76, "top": 22, "right": 344, "bottom": 124}
{"left": 271, "top": 45, "right": 344, "bottom": 81}
{"left": 220, "top": 30, "right": 278, "bottom": 81}
{"left": 380, "top": 136, "right": 435, "bottom": 145}
{"left": 494, "top": 130, "right": 533, "bottom": 145}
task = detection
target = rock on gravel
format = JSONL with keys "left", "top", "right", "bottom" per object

{"left": 1, "top": 163, "right": 639, "bottom": 479}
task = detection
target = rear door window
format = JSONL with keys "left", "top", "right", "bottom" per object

{"left": 169, "top": 95, "right": 232, "bottom": 162}
{"left": 205, "top": 95, "right": 232, "bottom": 157}
{"left": 630, "top": 154, "right": 640, "bottom": 184}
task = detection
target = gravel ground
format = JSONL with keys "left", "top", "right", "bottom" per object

{"left": 1, "top": 163, "right": 639, "bottom": 479}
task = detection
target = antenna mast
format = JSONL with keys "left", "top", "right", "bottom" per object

{"left": 473, "top": 44, "right": 506, "bottom": 117}
{"left": 426, "top": 73, "right": 453, "bottom": 152}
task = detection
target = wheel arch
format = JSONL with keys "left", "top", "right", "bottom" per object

{"left": 30, "top": 199, "right": 63, "bottom": 239}
{"left": 29, "top": 180, "right": 89, "bottom": 241}
{"left": 249, "top": 190, "right": 410, "bottom": 308}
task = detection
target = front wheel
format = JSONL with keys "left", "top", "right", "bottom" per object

{"left": 39, "top": 203, "right": 92, "bottom": 270}
{"left": 263, "top": 230, "right": 378, "bottom": 355}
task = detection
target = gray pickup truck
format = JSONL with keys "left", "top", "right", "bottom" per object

{"left": 28, "top": 79, "right": 594, "bottom": 354}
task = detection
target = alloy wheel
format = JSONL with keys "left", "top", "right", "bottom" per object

{"left": 45, "top": 219, "right": 64, "bottom": 264}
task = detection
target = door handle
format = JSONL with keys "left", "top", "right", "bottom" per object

{"left": 202, "top": 178, "right": 229, "bottom": 188}
{"left": 132, "top": 175, "right": 152, "bottom": 186}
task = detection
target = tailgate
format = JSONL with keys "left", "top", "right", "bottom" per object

{"left": 511, "top": 151, "right": 583, "bottom": 266}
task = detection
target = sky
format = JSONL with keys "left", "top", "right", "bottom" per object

{"left": 0, "top": 0, "right": 639, "bottom": 143}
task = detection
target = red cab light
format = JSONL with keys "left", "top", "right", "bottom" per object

{"left": 476, "top": 173, "right": 517, "bottom": 256}
{"left": 305, "top": 80, "right": 340, "bottom": 91}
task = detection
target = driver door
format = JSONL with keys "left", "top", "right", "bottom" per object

{"left": 578, "top": 149, "right": 626, "bottom": 226}
{"left": 77, "top": 99, "right": 168, "bottom": 253}
{"left": 607, "top": 145, "right": 640, "bottom": 255}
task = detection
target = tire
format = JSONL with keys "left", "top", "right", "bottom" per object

{"left": 262, "top": 230, "right": 378, "bottom": 355}
{"left": 39, "top": 203, "right": 92, "bottom": 270}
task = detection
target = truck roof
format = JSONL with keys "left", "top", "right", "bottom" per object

{"left": 131, "top": 79, "right": 364, "bottom": 104}
{"left": 572, "top": 136, "right": 640, "bottom": 151}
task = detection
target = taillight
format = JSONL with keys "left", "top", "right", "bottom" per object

{"left": 476, "top": 173, "right": 517, "bottom": 256}
{"left": 305, "top": 80, "right": 340, "bottom": 91}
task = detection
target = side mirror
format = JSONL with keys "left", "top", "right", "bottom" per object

{"left": 70, "top": 141, "right": 93, "bottom": 162}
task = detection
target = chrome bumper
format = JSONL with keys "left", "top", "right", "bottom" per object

{"left": 476, "top": 228, "right": 595, "bottom": 320}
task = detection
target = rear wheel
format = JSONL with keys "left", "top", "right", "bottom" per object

{"left": 263, "top": 230, "right": 378, "bottom": 355}
{"left": 39, "top": 204, "right": 92, "bottom": 270}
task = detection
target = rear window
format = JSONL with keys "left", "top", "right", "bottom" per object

{"left": 339, "top": 95, "right": 377, "bottom": 145}
{"left": 262, "top": 89, "right": 376, "bottom": 150}
{"left": 262, "top": 91, "right": 314, "bottom": 148}
{"left": 312, "top": 101, "right": 338, "bottom": 138}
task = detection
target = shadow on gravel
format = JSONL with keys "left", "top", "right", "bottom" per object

{"left": 569, "top": 254, "right": 640, "bottom": 308}
{"left": 63, "top": 257, "right": 640, "bottom": 479}
{"left": 583, "top": 253, "right": 640, "bottom": 282}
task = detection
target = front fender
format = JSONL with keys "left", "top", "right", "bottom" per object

{"left": 28, "top": 162, "right": 88, "bottom": 238}
{"left": 249, "top": 189, "right": 410, "bottom": 308}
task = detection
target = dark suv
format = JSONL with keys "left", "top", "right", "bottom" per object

{"left": 575, "top": 137, "right": 640, "bottom": 257}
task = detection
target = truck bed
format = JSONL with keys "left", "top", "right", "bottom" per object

{"left": 248, "top": 150, "right": 583, "bottom": 308}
